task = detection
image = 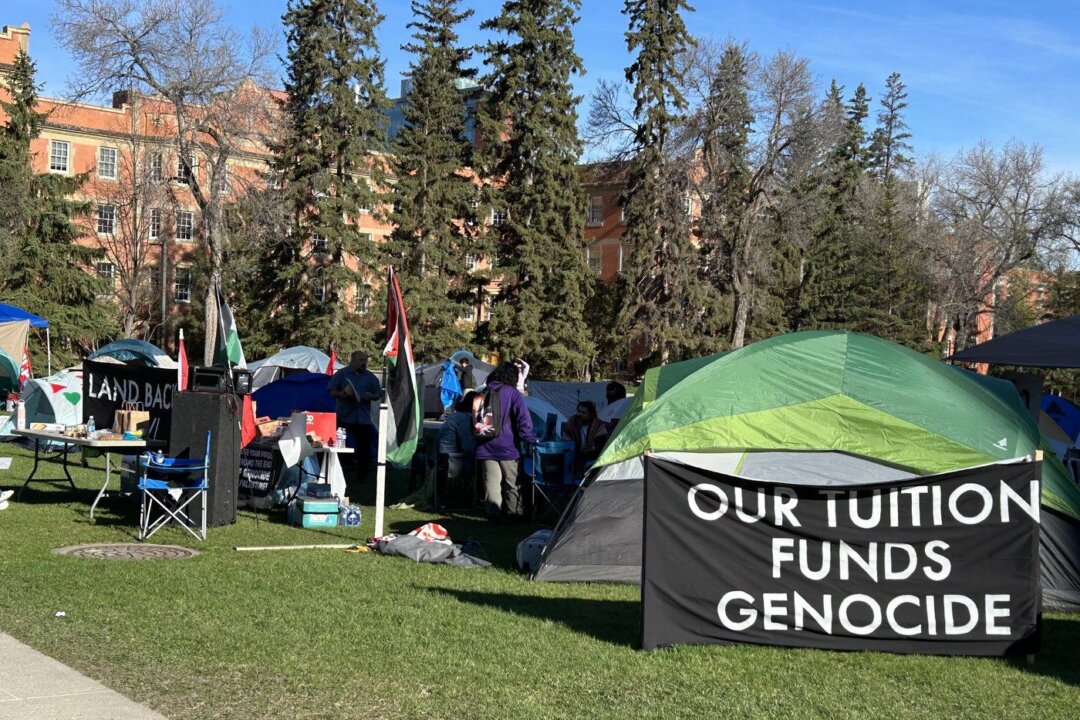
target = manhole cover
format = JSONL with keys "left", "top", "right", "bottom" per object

{"left": 53, "top": 544, "right": 200, "bottom": 560}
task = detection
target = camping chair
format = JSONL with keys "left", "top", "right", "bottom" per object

{"left": 138, "top": 432, "right": 211, "bottom": 541}
{"left": 527, "top": 440, "right": 577, "bottom": 525}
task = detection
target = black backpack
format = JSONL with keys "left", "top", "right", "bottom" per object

{"left": 471, "top": 386, "right": 503, "bottom": 440}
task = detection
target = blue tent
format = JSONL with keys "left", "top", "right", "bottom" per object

{"left": 0, "top": 303, "right": 50, "bottom": 374}
{"left": 1044, "top": 394, "right": 1080, "bottom": 443}
{"left": 0, "top": 303, "right": 48, "bottom": 328}
{"left": 251, "top": 372, "right": 335, "bottom": 420}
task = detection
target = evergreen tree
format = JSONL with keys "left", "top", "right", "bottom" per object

{"left": 0, "top": 52, "right": 39, "bottom": 278}
{"left": 797, "top": 82, "right": 872, "bottom": 331}
{"left": 273, "top": 0, "right": 390, "bottom": 353}
{"left": 869, "top": 72, "right": 913, "bottom": 187}
{"left": 0, "top": 51, "right": 114, "bottom": 368}
{"left": 388, "top": 0, "right": 479, "bottom": 363}
{"left": 619, "top": 0, "right": 700, "bottom": 364}
{"left": 478, "top": 0, "right": 593, "bottom": 379}
{"left": 865, "top": 72, "right": 929, "bottom": 347}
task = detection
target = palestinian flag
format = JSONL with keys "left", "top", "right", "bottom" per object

{"left": 214, "top": 285, "right": 247, "bottom": 369}
{"left": 382, "top": 267, "right": 420, "bottom": 465}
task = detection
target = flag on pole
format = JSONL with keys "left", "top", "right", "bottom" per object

{"left": 382, "top": 267, "right": 420, "bottom": 465}
{"left": 326, "top": 346, "right": 336, "bottom": 375}
{"left": 18, "top": 345, "right": 31, "bottom": 389}
{"left": 177, "top": 329, "right": 189, "bottom": 391}
{"left": 214, "top": 285, "right": 246, "bottom": 369}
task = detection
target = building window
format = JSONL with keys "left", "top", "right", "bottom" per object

{"left": 49, "top": 140, "right": 70, "bottom": 173}
{"left": 212, "top": 162, "right": 229, "bottom": 195}
{"left": 97, "top": 147, "right": 118, "bottom": 180}
{"left": 354, "top": 284, "right": 371, "bottom": 314}
{"left": 149, "top": 208, "right": 161, "bottom": 239}
{"left": 149, "top": 152, "right": 163, "bottom": 183}
{"left": 465, "top": 253, "right": 478, "bottom": 272}
{"left": 618, "top": 243, "right": 626, "bottom": 273}
{"left": 313, "top": 279, "right": 326, "bottom": 303}
{"left": 586, "top": 246, "right": 600, "bottom": 273}
{"left": 360, "top": 232, "right": 373, "bottom": 245}
{"left": 174, "top": 267, "right": 193, "bottom": 303}
{"left": 682, "top": 194, "right": 693, "bottom": 216}
{"left": 587, "top": 196, "right": 604, "bottom": 226}
{"left": 491, "top": 208, "right": 507, "bottom": 226}
{"left": 176, "top": 153, "right": 194, "bottom": 184}
{"left": 96, "top": 262, "right": 116, "bottom": 280}
{"left": 312, "top": 233, "right": 328, "bottom": 256}
{"left": 175, "top": 209, "right": 194, "bottom": 242}
{"left": 96, "top": 204, "right": 116, "bottom": 235}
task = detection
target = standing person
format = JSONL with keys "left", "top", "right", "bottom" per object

{"left": 327, "top": 351, "right": 382, "bottom": 484}
{"left": 562, "top": 400, "right": 609, "bottom": 478}
{"left": 513, "top": 358, "right": 529, "bottom": 395}
{"left": 474, "top": 362, "right": 535, "bottom": 520}
{"left": 456, "top": 357, "right": 476, "bottom": 391}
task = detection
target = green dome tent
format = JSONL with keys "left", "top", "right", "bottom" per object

{"left": 534, "top": 331, "right": 1080, "bottom": 610}
{"left": 0, "top": 348, "right": 19, "bottom": 396}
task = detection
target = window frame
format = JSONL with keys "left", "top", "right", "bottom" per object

{"left": 96, "top": 203, "right": 116, "bottom": 235}
{"left": 97, "top": 146, "right": 118, "bottom": 180}
{"left": 173, "top": 267, "right": 193, "bottom": 304}
{"left": 49, "top": 140, "right": 70, "bottom": 173}
{"left": 149, "top": 152, "right": 164, "bottom": 183}
{"left": 175, "top": 209, "right": 194, "bottom": 242}
{"left": 149, "top": 208, "right": 161, "bottom": 240}
{"left": 586, "top": 245, "right": 601, "bottom": 273}
{"left": 587, "top": 196, "right": 604, "bottom": 226}
{"left": 96, "top": 261, "right": 116, "bottom": 280}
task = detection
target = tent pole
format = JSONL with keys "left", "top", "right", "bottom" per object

{"left": 46, "top": 327, "right": 51, "bottom": 376}
{"left": 374, "top": 369, "right": 388, "bottom": 539}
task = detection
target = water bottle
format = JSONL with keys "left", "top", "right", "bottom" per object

{"left": 336, "top": 427, "right": 347, "bottom": 448}
{"left": 87, "top": 416, "right": 96, "bottom": 434}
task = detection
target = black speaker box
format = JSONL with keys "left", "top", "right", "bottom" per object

{"left": 170, "top": 391, "right": 241, "bottom": 528}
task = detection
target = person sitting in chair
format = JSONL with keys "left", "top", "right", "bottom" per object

{"left": 561, "top": 401, "right": 609, "bottom": 477}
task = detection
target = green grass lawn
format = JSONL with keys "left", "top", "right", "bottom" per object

{"left": 0, "top": 441, "right": 1078, "bottom": 719}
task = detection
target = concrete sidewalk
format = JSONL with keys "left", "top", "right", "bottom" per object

{"left": 0, "top": 632, "right": 168, "bottom": 719}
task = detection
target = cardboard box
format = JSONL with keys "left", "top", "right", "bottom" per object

{"left": 255, "top": 419, "right": 288, "bottom": 439}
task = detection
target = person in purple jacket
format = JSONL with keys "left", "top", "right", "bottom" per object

{"left": 475, "top": 362, "right": 536, "bottom": 520}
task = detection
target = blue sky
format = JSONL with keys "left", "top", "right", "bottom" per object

{"left": 13, "top": 0, "right": 1080, "bottom": 172}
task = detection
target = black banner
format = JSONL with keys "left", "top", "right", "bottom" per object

{"left": 82, "top": 360, "right": 177, "bottom": 442}
{"left": 239, "top": 441, "right": 281, "bottom": 497}
{"left": 642, "top": 457, "right": 1041, "bottom": 655}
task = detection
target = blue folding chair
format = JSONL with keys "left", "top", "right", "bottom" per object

{"left": 138, "top": 432, "right": 211, "bottom": 541}
{"left": 527, "top": 440, "right": 576, "bottom": 525}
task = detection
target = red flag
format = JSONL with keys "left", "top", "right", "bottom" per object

{"left": 18, "top": 345, "right": 31, "bottom": 388}
{"left": 326, "top": 347, "right": 336, "bottom": 375}
{"left": 240, "top": 394, "right": 256, "bottom": 448}
{"left": 178, "top": 329, "right": 189, "bottom": 391}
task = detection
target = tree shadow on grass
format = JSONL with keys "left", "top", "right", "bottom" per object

{"left": 425, "top": 586, "right": 640, "bottom": 647}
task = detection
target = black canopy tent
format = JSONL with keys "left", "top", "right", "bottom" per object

{"left": 948, "top": 315, "right": 1080, "bottom": 368}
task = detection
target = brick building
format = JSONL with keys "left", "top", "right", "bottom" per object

{"left": 1, "top": 22, "right": 638, "bottom": 359}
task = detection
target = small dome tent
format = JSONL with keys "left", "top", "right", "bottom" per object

{"left": 89, "top": 339, "right": 176, "bottom": 368}
{"left": 534, "top": 331, "right": 1080, "bottom": 611}
{"left": 20, "top": 369, "right": 84, "bottom": 427}
{"left": 0, "top": 348, "right": 19, "bottom": 395}
{"left": 249, "top": 346, "right": 341, "bottom": 391}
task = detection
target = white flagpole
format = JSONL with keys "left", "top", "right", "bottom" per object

{"left": 177, "top": 328, "right": 185, "bottom": 387}
{"left": 374, "top": 365, "right": 388, "bottom": 539}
